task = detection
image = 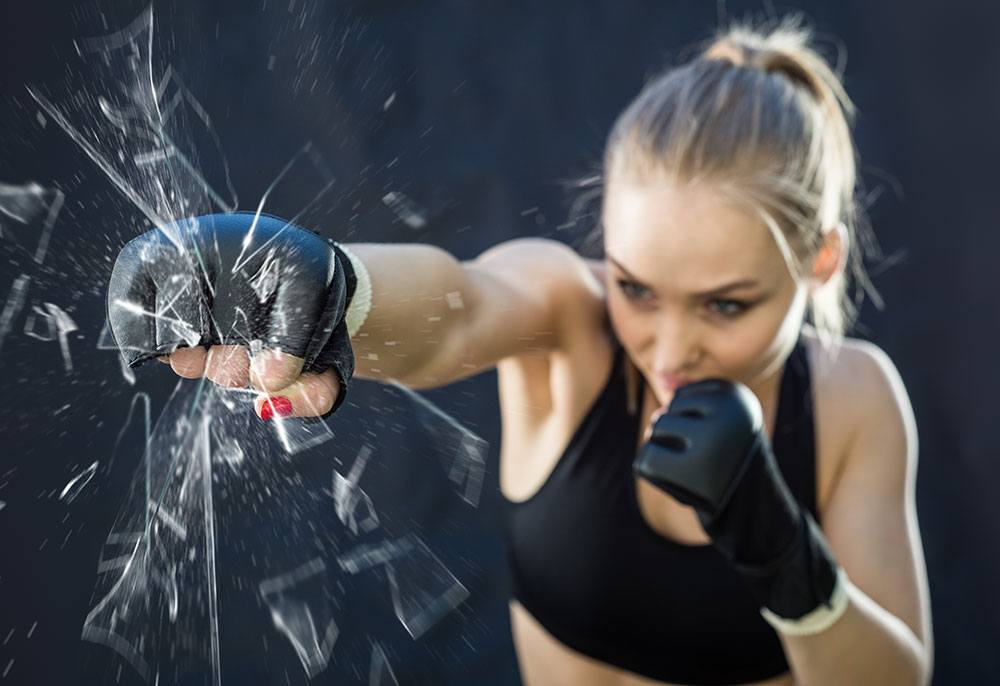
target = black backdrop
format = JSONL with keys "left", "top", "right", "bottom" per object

{"left": 1, "top": 1, "right": 998, "bottom": 684}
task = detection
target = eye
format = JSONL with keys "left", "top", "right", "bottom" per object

{"left": 616, "top": 279, "right": 652, "bottom": 301}
{"left": 707, "top": 298, "right": 749, "bottom": 317}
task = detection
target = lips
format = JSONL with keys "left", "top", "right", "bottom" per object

{"left": 657, "top": 373, "right": 692, "bottom": 392}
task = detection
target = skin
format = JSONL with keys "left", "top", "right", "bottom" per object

{"left": 159, "top": 171, "right": 843, "bottom": 423}
{"left": 507, "top": 174, "right": 931, "bottom": 686}
{"left": 157, "top": 339, "right": 339, "bottom": 418}
{"left": 601, "top": 172, "right": 842, "bottom": 427}
{"left": 158, "top": 175, "right": 931, "bottom": 685}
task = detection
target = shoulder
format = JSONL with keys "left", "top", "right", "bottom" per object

{"left": 802, "top": 329, "right": 918, "bottom": 508}
{"left": 806, "top": 331, "right": 916, "bottom": 450}
{"left": 482, "top": 240, "right": 611, "bottom": 408}
{"left": 472, "top": 237, "right": 600, "bottom": 294}
{"left": 838, "top": 336, "right": 918, "bottom": 484}
{"left": 491, "top": 247, "right": 615, "bottom": 484}
{"left": 470, "top": 237, "right": 607, "bottom": 342}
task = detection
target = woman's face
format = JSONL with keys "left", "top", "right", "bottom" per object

{"left": 602, "top": 175, "right": 808, "bottom": 408}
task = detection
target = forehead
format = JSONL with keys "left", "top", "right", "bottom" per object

{"left": 602, "top": 176, "right": 786, "bottom": 286}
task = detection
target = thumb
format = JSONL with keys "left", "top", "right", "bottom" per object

{"left": 254, "top": 368, "right": 341, "bottom": 420}
{"left": 249, "top": 348, "right": 305, "bottom": 394}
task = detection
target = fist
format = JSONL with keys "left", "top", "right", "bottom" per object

{"left": 633, "top": 379, "right": 763, "bottom": 517}
{"left": 107, "top": 212, "right": 353, "bottom": 418}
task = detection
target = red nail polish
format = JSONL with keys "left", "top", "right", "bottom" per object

{"left": 260, "top": 396, "right": 293, "bottom": 421}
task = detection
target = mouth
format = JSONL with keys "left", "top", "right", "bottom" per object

{"left": 649, "top": 374, "right": 704, "bottom": 417}
{"left": 656, "top": 374, "right": 693, "bottom": 393}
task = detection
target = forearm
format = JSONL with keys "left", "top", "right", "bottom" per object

{"left": 782, "top": 582, "right": 930, "bottom": 686}
{"left": 343, "top": 242, "right": 474, "bottom": 386}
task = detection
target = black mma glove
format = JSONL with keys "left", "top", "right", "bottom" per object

{"left": 106, "top": 211, "right": 354, "bottom": 414}
{"left": 634, "top": 379, "right": 848, "bottom": 631}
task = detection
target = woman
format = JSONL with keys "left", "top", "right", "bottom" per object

{"left": 114, "top": 17, "right": 932, "bottom": 686}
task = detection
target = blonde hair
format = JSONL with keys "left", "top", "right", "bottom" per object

{"left": 600, "top": 15, "right": 882, "bottom": 350}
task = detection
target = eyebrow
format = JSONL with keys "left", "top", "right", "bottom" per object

{"left": 606, "top": 255, "right": 761, "bottom": 297}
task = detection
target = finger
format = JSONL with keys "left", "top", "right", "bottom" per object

{"left": 254, "top": 369, "right": 340, "bottom": 419}
{"left": 170, "top": 346, "right": 207, "bottom": 378}
{"left": 249, "top": 347, "right": 305, "bottom": 393}
{"left": 204, "top": 345, "right": 250, "bottom": 388}
{"left": 157, "top": 355, "right": 171, "bottom": 364}
{"left": 650, "top": 413, "right": 697, "bottom": 439}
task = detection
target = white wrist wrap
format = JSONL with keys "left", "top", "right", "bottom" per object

{"left": 337, "top": 244, "right": 372, "bottom": 338}
{"left": 760, "top": 567, "right": 851, "bottom": 637}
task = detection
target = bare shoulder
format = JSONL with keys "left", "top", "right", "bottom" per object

{"left": 801, "top": 328, "right": 917, "bottom": 512}
{"left": 805, "top": 330, "right": 913, "bottom": 431}
{"left": 470, "top": 238, "right": 606, "bottom": 345}
{"left": 491, "top": 244, "right": 610, "bottom": 428}
{"left": 473, "top": 238, "right": 603, "bottom": 293}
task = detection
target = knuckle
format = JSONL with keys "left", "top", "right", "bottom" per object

{"left": 259, "top": 373, "right": 295, "bottom": 393}
{"left": 315, "top": 392, "right": 334, "bottom": 415}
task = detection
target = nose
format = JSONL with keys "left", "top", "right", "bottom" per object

{"left": 652, "top": 314, "right": 700, "bottom": 374}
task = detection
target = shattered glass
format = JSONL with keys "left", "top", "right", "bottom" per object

{"left": 386, "top": 537, "right": 470, "bottom": 639}
{"left": 10, "top": 3, "right": 497, "bottom": 683}
{"left": 23, "top": 302, "right": 78, "bottom": 372}
{"left": 27, "top": 6, "right": 237, "bottom": 246}
{"left": 59, "top": 461, "right": 98, "bottom": 504}
{"left": 0, "top": 181, "right": 63, "bottom": 264}
{"left": 258, "top": 558, "right": 339, "bottom": 679}
{"left": 381, "top": 191, "right": 427, "bottom": 230}
{"left": 82, "top": 380, "right": 225, "bottom": 685}
{"left": 393, "top": 381, "right": 488, "bottom": 507}
{"left": 368, "top": 642, "right": 399, "bottom": 686}
{"left": 337, "top": 534, "right": 469, "bottom": 639}
{"left": 0, "top": 181, "right": 64, "bottom": 357}
{"left": 331, "top": 444, "right": 380, "bottom": 535}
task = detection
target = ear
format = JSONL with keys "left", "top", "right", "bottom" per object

{"left": 809, "top": 222, "right": 848, "bottom": 289}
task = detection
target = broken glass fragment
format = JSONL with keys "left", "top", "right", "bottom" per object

{"left": 368, "top": 642, "right": 399, "bottom": 686}
{"left": 381, "top": 191, "right": 426, "bottom": 230}
{"left": 60, "top": 461, "right": 98, "bottom": 503}
{"left": 258, "top": 558, "right": 339, "bottom": 679}
{"left": 391, "top": 382, "right": 487, "bottom": 507}
{"left": 331, "top": 445, "right": 379, "bottom": 535}
{"left": 23, "top": 303, "right": 78, "bottom": 373}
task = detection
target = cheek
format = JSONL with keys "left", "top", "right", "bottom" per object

{"left": 713, "top": 329, "right": 780, "bottom": 380}
{"left": 607, "top": 295, "right": 652, "bottom": 348}
{"left": 716, "top": 295, "right": 805, "bottom": 382}
{"left": 606, "top": 295, "right": 627, "bottom": 334}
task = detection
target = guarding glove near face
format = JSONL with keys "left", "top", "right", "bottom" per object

{"left": 106, "top": 212, "right": 355, "bottom": 415}
{"left": 634, "top": 379, "right": 850, "bottom": 635}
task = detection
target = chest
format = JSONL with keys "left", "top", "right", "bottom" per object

{"left": 499, "top": 343, "right": 799, "bottom": 682}
{"left": 497, "top": 334, "right": 849, "bottom": 544}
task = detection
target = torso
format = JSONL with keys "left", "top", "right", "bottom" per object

{"left": 496, "top": 295, "right": 855, "bottom": 686}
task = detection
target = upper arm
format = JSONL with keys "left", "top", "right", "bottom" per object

{"left": 821, "top": 342, "right": 933, "bottom": 659}
{"left": 356, "top": 238, "right": 603, "bottom": 390}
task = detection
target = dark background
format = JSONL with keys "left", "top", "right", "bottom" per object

{"left": 1, "top": 1, "right": 998, "bottom": 684}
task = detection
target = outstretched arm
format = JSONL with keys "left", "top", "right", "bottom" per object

{"left": 160, "top": 235, "right": 600, "bottom": 415}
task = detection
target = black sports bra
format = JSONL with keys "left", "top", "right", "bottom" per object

{"left": 503, "top": 334, "right": 818, "bottom": 684}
